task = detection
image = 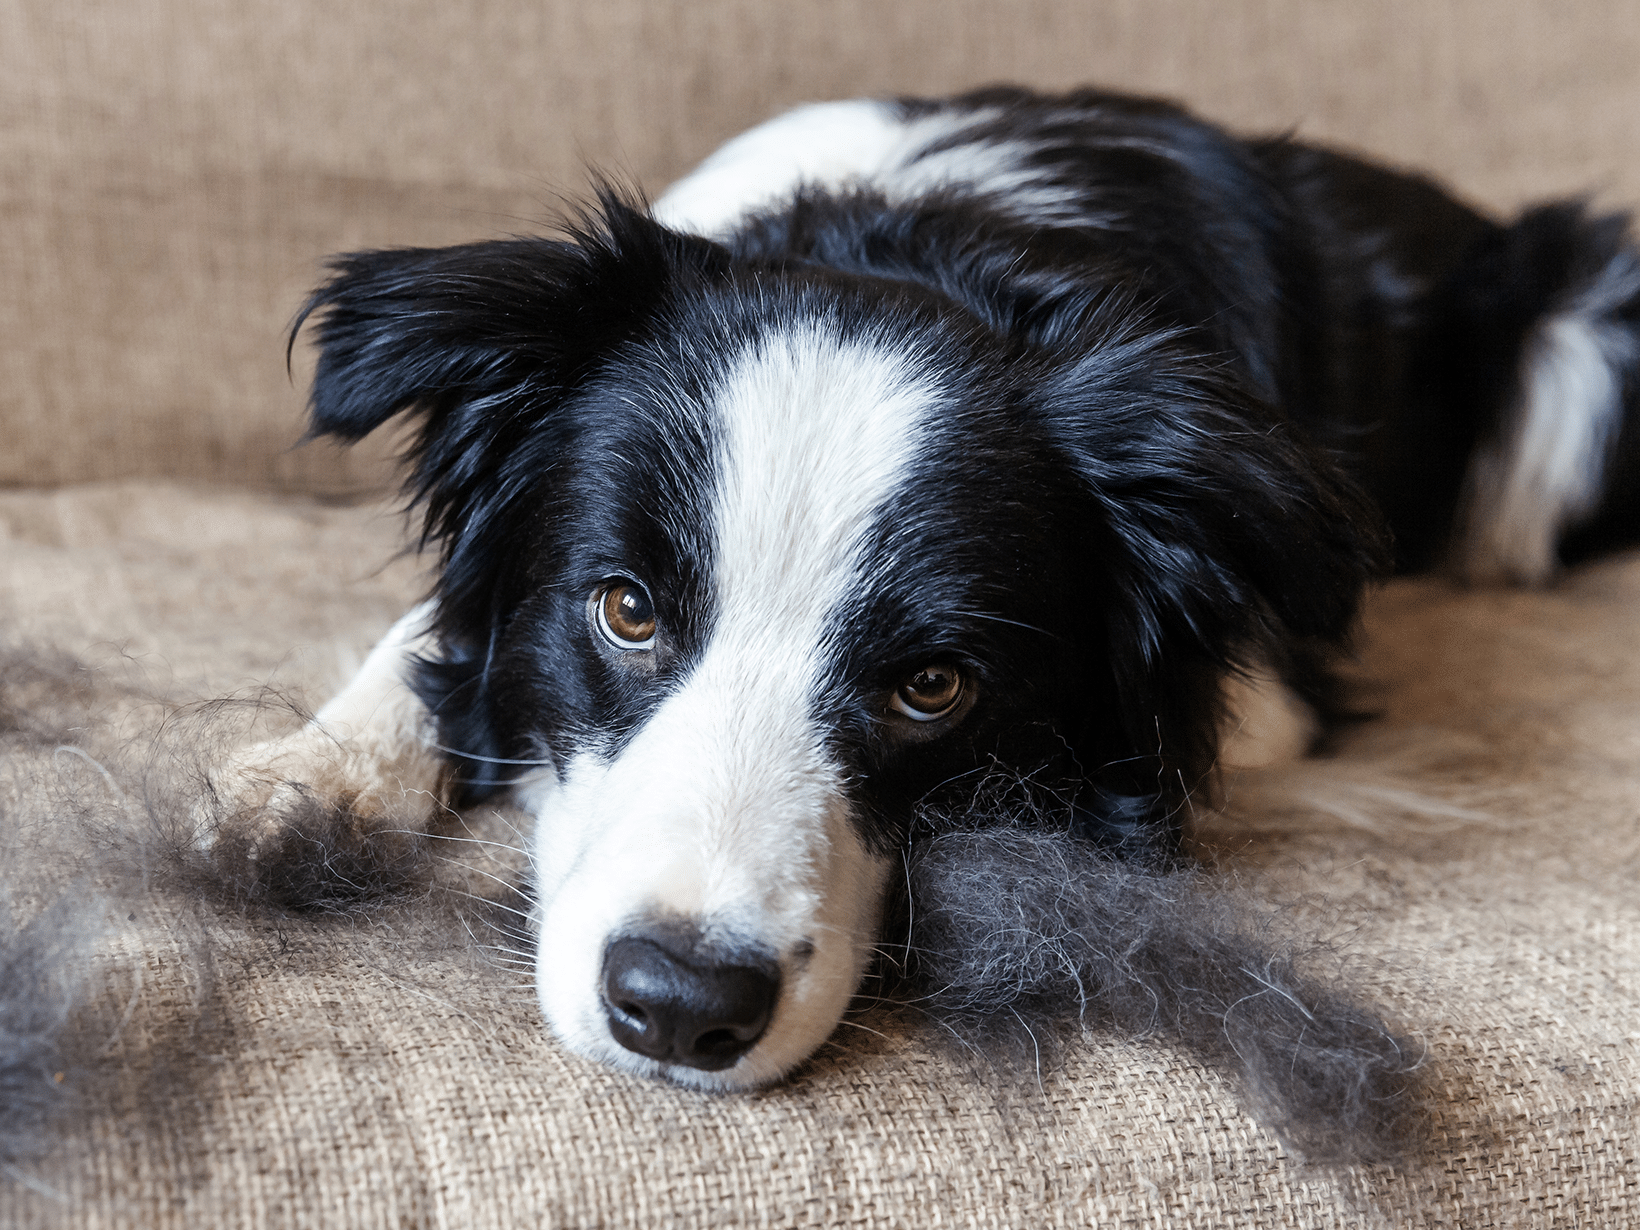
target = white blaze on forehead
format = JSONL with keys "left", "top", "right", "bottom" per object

{"left": 709, "top": 321, "right": 941, "bottom": 665}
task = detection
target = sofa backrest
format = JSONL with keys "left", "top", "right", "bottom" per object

{"left": 4, "top": 0, "right": 1638, "bottom": 493}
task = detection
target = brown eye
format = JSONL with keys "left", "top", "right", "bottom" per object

{"left": 594, "top": 581, "right": 657, "bottom": 649}
{"left": 891, "top": 664, "right": 964, "bottom": 722}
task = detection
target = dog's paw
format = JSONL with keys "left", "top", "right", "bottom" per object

{"left": 198, "top": 728, "right": 447, "bottom": 910}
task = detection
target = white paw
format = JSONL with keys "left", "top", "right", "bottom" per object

{"left": 196, "top": 725, "right": 448, "bottom": 907}
{"left": 1217, "top": 671, "right": 1319, "bottom": 770}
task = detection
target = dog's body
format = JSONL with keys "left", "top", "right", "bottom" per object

{"left": 221, "top": 88, "right": 1640, "bottom": 1099}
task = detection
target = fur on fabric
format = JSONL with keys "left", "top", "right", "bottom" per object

{"left": 0, "top": 884, "right": 107, "bottom": 1166}
{"left": 0, "top": 648, "right": 115, "bottom": 1165}
{"left": 0, "top": 645, "right": 511, "bottom": 1166}
{"left": 884, "top": 822, "right": 1422, "bottom": 1165}
{"left": 0, "top": 640, "right": 1429, "bottom": 1168}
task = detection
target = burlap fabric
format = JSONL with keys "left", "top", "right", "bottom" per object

{"left": 1, "top": 482, "right": 1636, "bottom": 1227}
{"left": 3, "top": 1, "right": 1639, "bottom": 1225}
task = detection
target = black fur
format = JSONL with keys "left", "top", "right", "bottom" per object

{"left": 298, "top": 200, "right": 1394, "bottom": 848}
{"left": 293, "top": 95, "right": 1640, "bottom": 844}
{"left": 284, "top": 87, "right": 1640, "bottom": 1159}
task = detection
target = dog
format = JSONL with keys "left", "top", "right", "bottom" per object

{"left": 213, "top": 86, "right": 1640, "bottom": 1108}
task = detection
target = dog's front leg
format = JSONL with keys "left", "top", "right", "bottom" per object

{"left": 200, "top": 602, "right": 450, "bottom": 902}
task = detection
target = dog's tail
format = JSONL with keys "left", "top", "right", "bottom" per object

{"left": 1445, "top": 200, "right": 1640, "bottom": 585}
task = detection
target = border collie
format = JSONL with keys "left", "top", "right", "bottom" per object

{"left": 214, "top": 87, "right": 1640, "bottom": 1115}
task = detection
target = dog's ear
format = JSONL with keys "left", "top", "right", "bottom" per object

{"left": 293, "top": 199, "right": 731, "bottom": 794}
{"left": 1036, "top": 321, "right": 1390, "bottom": 806}
{"left": 293, "top": 194, "right": 730, "bottom": 583}
{"left": 297, "top": 195, "right": 727, "bottom": 442}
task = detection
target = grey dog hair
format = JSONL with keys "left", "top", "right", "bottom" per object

{"left": 883, "top": 817, "right": 1423, "bottom": 1165}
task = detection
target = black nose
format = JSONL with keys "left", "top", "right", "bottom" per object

{"left": 601, "top": 934, "right": 781, "bottom": 1070}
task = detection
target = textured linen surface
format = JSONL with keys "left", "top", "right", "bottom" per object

{"left": 0, "top": 482, "right": 1636, "bottom": 1229}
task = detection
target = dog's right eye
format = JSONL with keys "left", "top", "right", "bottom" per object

{"left": 594, "top": 581, "right": 657, "bottom": 650}
{"left": 891, "top": 664, "right": 964, "bottom": 721}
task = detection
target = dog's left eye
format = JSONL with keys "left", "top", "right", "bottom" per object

{"left": 890, "top": 664, "right": 964, "bottom": 721}
{"left": 594, "top": 581, "right": 657, "bottom": 650}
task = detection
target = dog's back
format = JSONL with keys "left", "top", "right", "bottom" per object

{"left": 659, "top": 87, "right": 1640, "bottom": 585}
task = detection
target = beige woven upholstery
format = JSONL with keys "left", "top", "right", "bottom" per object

{"left": 7, "top": 0, "right": 1640, "bottom": 491}
{"left": 2, "top": 3, "right": 1638, "bottom": 1225}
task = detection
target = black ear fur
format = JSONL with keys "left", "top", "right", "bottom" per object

{"left": 294, "top": 193, "right": 730, "bottom": 587}
{"left": 1038, "top": 316, "right": 1390, "bottom": 822}
{"left": 295, "top": 196, "right": 733, "bottom": 558}
{"left": 293, "top": 197, "right": 731, "bottom": 789}
{"left": 295, "top": 194, "right": 728, "bottom": 441}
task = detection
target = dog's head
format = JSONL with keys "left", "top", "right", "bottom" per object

{"left": 299, "top": 198, "right": 1382, "bottom": 1087}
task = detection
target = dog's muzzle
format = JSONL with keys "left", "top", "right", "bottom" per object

{"left": 600, "top": 929, "right": 782, "bottom": 1070}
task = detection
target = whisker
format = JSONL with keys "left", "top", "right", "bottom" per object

{"left": 478, "top": 951, "right": 537, "bottom": 970}
{"left": 432, "top": 742, "right": 555, "bottom": 767}
{"left": 481, "top": 949, "right": 537, "bottom": 964}
{"left": 440, "top": 880, "right": 535, "bottom": 923}
{"left": 444, "top": 884, "right": 536, "bottom": 924}
{"left": 457, "top": 911, "right": 536, "bottom": 974}
{"left": 484, "top": 953, "right": 536, "bottom": 968}
{"left": 833, "top": 1017, "right": 892, "bottom": 1042}
{"left": 424, "top": 831, "right": 528, "bottom": 858}
{"left": 434, "top": 858, "right": 534, "bottom": 905}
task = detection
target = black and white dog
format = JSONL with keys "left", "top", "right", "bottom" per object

{"left": 221, "top": 87, "right": 1640, "bottom": 1095}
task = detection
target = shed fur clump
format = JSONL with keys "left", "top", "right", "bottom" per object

{"left": 885, "top": 817, "right": 1425, "bottom": 1165}
{"left": 0, "top": 646, "right": 116, "bottom": 1163}
{"left": 0, "top": 644, "right": 458, "bottom": 1161}
{"left": 0, "top": 883, "right": 107, "bottom": 1165}
{"left": 3, "top": 642, "right": 1423, "bottom": 1168}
